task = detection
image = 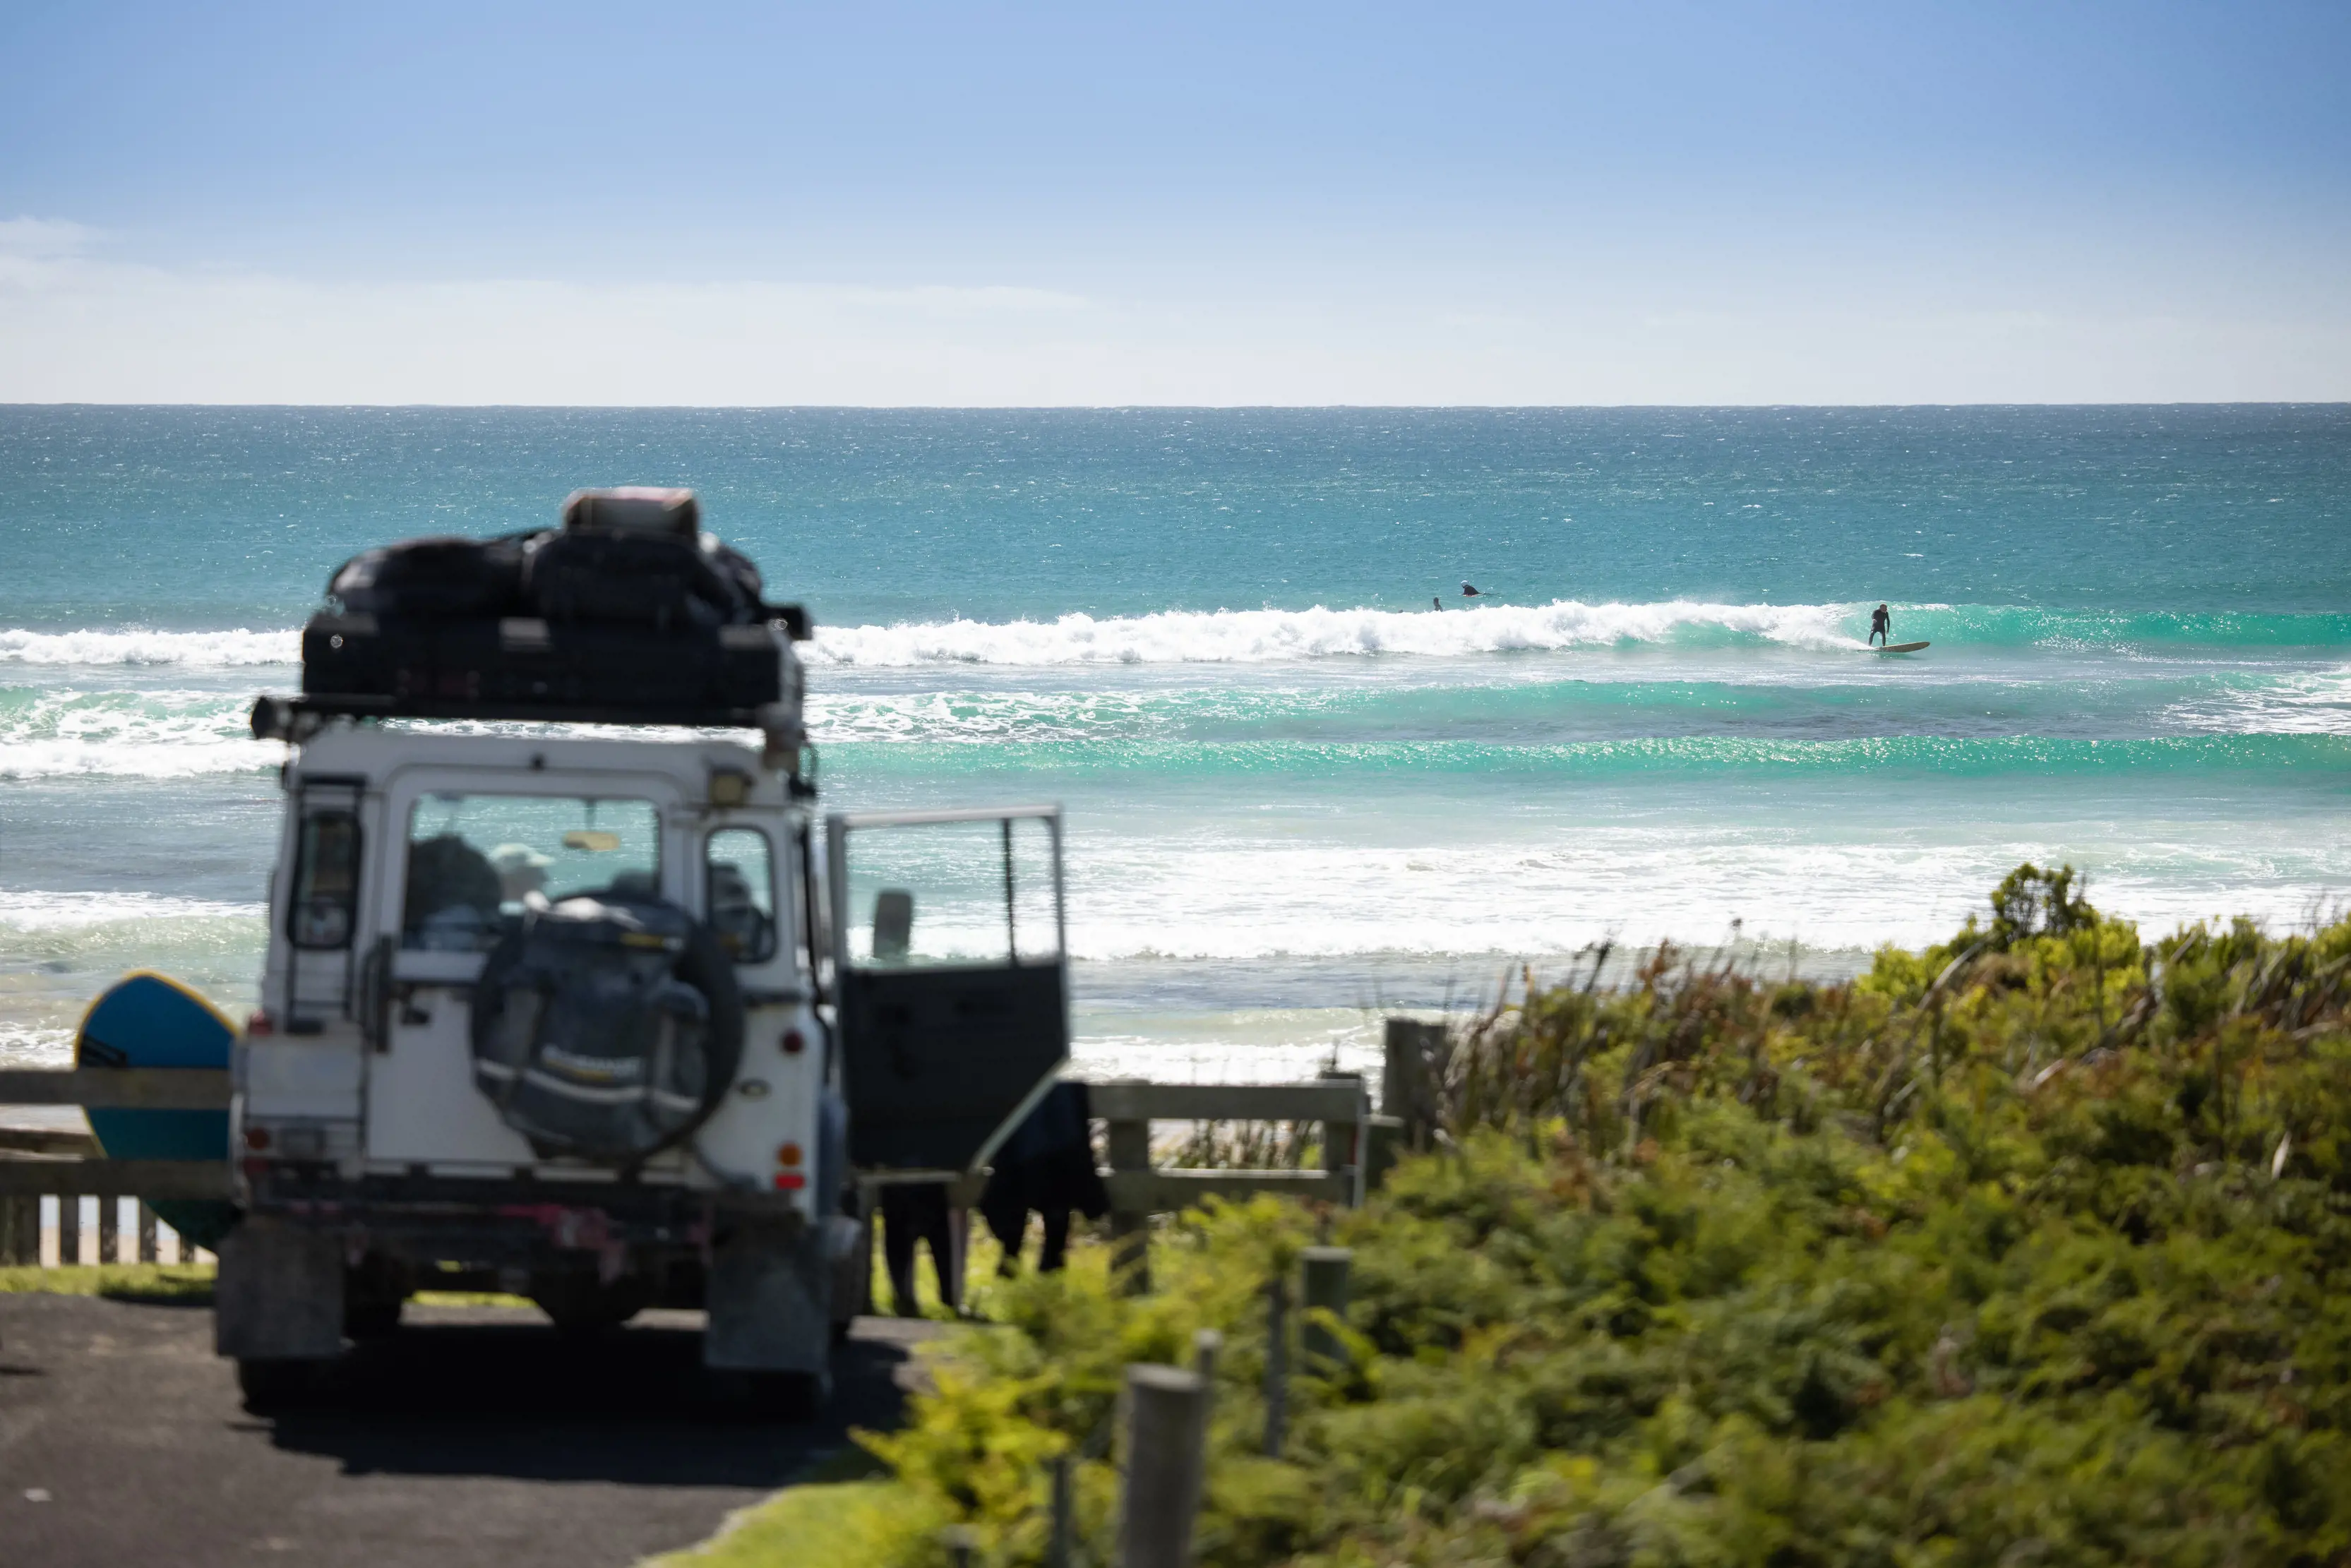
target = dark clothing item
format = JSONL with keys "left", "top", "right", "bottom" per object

{"left": 880, "top": 1181, "right": 957, "bottom": 1316}
{"left": 1870, "top": 607, "right": 1891, "bottom": 646}
{"left": 979, "top": 1082, "right": 1109, "bottom": 1273}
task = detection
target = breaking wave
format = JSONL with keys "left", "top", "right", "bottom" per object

{"left": 0, "top": 890, "right": 265, "bottom": 931}
{"left": 807, "top": 600, "right": 1864, "bottom": 666}
{"left": 806, "top": 602, "right": 2351, "bottom": 668}
{"left": 0, "top": 689, "right": 281, "bottom": 779}
{"left": 0, "top": 627, "right": 299, "bottom": 667}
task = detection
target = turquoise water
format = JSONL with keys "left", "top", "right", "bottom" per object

{"left": 3, "top": 406, "right": 2347, "bottom": 1079}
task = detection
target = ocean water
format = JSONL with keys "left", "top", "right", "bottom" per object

{"left": 2, "top": 406, "right": 2347, "bottom": 1084}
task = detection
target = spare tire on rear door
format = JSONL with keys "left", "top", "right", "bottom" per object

{"left": 469, "top": 897, "right": 743, "bottom": 1164}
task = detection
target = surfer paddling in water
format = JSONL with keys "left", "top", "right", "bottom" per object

{"left": 1869, "top": 603, "right": 1891, "bottom": 647}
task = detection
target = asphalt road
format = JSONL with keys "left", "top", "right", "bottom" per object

{"left": 0, "top": 1291, "right": 929, "bottom": 1568}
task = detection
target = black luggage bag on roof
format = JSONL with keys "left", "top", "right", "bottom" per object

{"left": 301, "top": 614, "right": 793, "bottom": 717}
{"left": 328, "top": 532, "right": 538, "bottom": 619}
{"left": 301, "top": 487, "right": 806, "bottom": 723}
{"left": 540, "top": 485, "right": 763, "bottom": 628}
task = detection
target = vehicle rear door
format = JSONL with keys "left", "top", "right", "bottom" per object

{"left": 826, "top": 806, "right": 1069, "bottom": 1173}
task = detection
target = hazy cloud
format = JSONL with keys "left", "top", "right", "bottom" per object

{"left": 0, "top": 228, "right": 2344, "bottom": 405}
{"left": 0, "top": 217, "right": 100, "bottom": 258}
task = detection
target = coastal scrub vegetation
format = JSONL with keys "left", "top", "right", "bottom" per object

{"left": 770, "top": 865, "right": 2351, "bottom": 1568}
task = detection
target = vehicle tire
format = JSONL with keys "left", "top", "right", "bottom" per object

{"left": 237, "top": 1358, "right": 323, "bottom": 1413}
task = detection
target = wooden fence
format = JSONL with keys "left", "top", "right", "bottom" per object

{"left": 0, "top": 1018, "right": 1457, "bottom": 1279}
{"left": 1089, "top": 1074, "right": 1371, "bottom": 1293}
{"left": 0, "top": 1067, "right": 232, "bottom": 1269}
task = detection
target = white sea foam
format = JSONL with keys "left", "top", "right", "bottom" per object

{"left": 0, "top": 1025, "right": 73, "bottom": 1070}
{"left": 0, "top": 890, "right": 264, "bottom": 931}
{"left": 0, "top": 690, "right": 282, "bottom": 779}
{"left": 807, "top": 599, "right": 1866, "bottom": 667}
{"left": 2167, "top": 665, "right": 2351, "bottom": 736}
{"left": 0, "top": 627, "right": 299, "bottom": 667}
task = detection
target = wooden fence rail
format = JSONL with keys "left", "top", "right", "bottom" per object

{"left": 1093, "top": 1074, "right": 1368, "bottom": 1293}
{"left": 0, "top": 1067, "right": 232, "bottom": 1267}
{"left": 0, "top": 1068, "right": 232, "bottom": 1109}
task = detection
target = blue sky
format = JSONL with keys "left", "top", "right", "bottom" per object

{"left": 2, "top": 1, "right": 2346, "bottom": 403}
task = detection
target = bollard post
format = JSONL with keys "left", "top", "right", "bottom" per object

{"left": 1263, "top": 1276, "right": 1288, "bottom": 1456}
{"left": 1046, "top": 1452, "right": 1075, "bottom": 1568}
{"left": 1362, "top": 1114, "right": 1406, "bottom": 1192}
{"left": 1106, "top": 1106, "right": 1152, "bottom": 1295}
{"left": 1300, "top": 1247, "right": 1351, "bottom": 1374}
{"left": 1318, "top": 1071, "right": 1364, "bottom": 1207}
{"left": 1192, "top": 1327, "right": 1221, "bottom": 1387}
{"left": 1118, "top": 1364, "right": 1209, "bottom": 1568}
{"left": 1382, "top": 1018, "right": 1446, "bottom": 1149}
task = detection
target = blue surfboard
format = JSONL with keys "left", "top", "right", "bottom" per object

{"left": 75, "top": 971, "right": 239, "bottom": 1249}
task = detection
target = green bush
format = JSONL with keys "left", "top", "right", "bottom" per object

{"left": 830, "top": 868, "right": 2351, "bottom": 1567}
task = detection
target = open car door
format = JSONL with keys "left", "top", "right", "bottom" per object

{"left": 827, "top": 806, "right": 1069, "bottom": 1173}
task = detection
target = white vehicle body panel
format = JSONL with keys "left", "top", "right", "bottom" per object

{"left": 241, "top": 727, "right": 822, "bottom": 1216}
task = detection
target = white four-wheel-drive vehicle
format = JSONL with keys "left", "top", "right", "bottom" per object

{"left": 223, "top": 488, "right": 1068, "bottom": 1411}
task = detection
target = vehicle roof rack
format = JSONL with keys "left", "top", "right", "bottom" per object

{"left": 251, "top": 690, "right": 810, "bottom": 774}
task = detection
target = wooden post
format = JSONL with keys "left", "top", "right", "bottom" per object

{"left": 1119, "top": 1364, "right": 1209, "bottom": 1568}
{"left": 0, "top": 1196, "right": 32, "bottom": 1264}
{"left": 1318, "top": 1071, "right": 1364, "bottom": 1207}
{"left": 1046, "top": 1452, "right": 1075, "bottom": 1568}
{"left": 1363, "top": 1114, "right": 1406, "bottom": 1192}
{"left": 58, "top": 1193, "right": 81, "bottom": 1268}
{"left": 1192, "top": 1327, "right": 1222, "bottom": 1392}
{"left": 1263, "top": 1276, "right": 1288, "bottom": 1456}
{"left": 1106, "top": 1093, "right": 1152, "bottom": 1295}
{"left": 138, "top": 1202, "right": 160, "bottom": 1264}
{"left": 1382, "top": 1018, "right": 1446, "bottom": 1149}
{"left": 99, "top": 1195, "right": 121, "bottom": 1267}
{"left": 1301, "top": 1247, "right": 1351, "bottom": 1373}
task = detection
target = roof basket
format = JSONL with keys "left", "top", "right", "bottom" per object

{"left": 561, "top": 486, "right": 701, "bottom": 537}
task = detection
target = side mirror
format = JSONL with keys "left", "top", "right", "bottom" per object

{"left": 872, "top": 890, "right": 914, "bottom": 963}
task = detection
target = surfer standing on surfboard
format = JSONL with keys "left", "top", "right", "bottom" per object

{"left": 1870, "top": 604, "right": 1891, "bottom": 647}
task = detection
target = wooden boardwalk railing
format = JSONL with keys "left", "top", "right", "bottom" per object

{"left": 1091, "top": 1075, "right": 1369, "bottom": 1292}
{"left": 0, "top": 1067, "right": 232, "bottom": 1268}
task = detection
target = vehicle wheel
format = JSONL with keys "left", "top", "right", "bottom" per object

{"left": 237, "top": 1358, "right": 323, "bottom": 1412}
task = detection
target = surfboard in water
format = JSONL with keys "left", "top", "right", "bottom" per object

{"left": 75, "top": 971, "right": 239, "bottom": 1248}
{"left": 1873, "top": 641, "right": 1931, "bottom": 653}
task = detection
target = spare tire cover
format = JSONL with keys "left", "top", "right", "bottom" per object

{"left": 470, "top": 896, "right": 744, "bottom": 1163}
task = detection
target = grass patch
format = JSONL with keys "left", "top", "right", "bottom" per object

{"left": 0, "top": 1263, "right": 215, "bottom": 1302}
{"left": 640, "top": 1480, "right": 943, "bottom": 1568}
{"left": 407, "top": 1291, "right": 539, "bottom": 1310}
